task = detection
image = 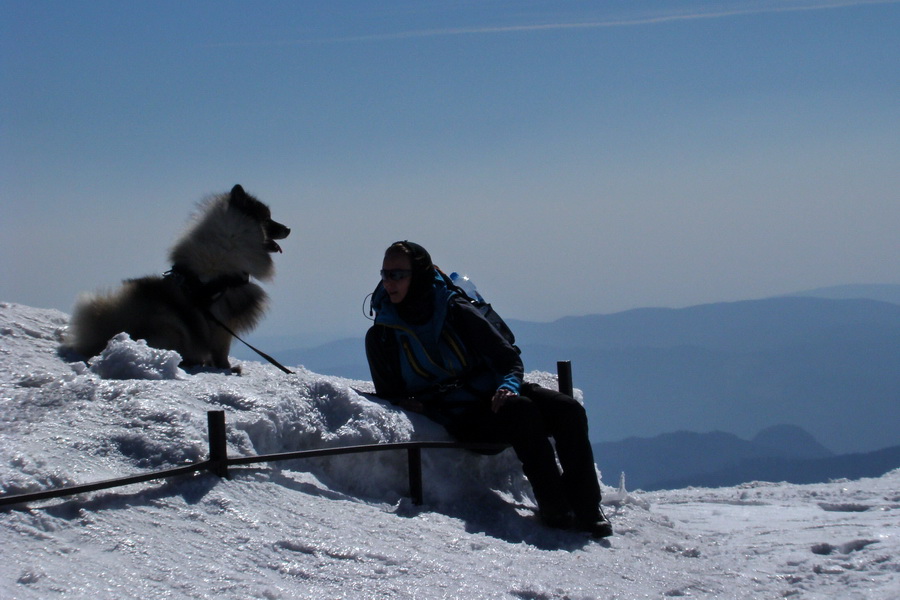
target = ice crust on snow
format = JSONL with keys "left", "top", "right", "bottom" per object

{"left": 1, "top": 301, "right": 899, "bottom": 599}
{"left": 89, "top": 333, "right": 188, "bottom": 381}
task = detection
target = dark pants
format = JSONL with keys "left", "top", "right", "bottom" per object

{"left": 439, "top": 382, "right": 602, "bottom": 521}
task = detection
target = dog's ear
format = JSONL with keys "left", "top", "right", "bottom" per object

{"left": 227, "top": 185, "right": 272, "bottom": 221}
{"left": 229, "top": 184, "right": 253, "bottom": 212}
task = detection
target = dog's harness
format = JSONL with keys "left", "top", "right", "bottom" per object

{"left": 164, "top": 264, "right": 250, "bottom": 308}
{"left": 164, "top": 264, "right": 294, "bottom": 375}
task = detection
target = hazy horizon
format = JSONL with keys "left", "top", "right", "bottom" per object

{"left": 3, "top": 1, "right": 898, "bottom": 341}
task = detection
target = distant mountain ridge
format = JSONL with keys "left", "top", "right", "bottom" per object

{"left": 589, "top": 424, "right": 885, "bottom": 491}
{"left": 787, "top": 283, "right": 900, "bottom": 306}
{"left": 242, "top": 285, "right": 900, "bottom": 458}
{"left": 514, "top": 296, "right": 900, "bottom": 455}
{"left": 595, "top": 425, "right": 900, "bottom": 491}
{"left": 593, "top": 425, "right": 827, "bottom": 490}
{"left": 649, "top": 445, "right": 900, "bottom": 491}
{"left": 272, "top": 337, "right": 371, "bottom": 381}
{"left": 506, "top": 295, "right": 900, "bottom": 352}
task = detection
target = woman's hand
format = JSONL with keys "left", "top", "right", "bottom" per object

{"left": 491, "top": 388, "right": 514, "bottom": 413}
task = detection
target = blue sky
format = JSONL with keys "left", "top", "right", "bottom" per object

{"left": 2, "top": 1, "right": 899, "bottom": 344}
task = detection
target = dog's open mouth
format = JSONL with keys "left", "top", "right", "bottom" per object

{"left": 264, "top": 222, "right": 290, "bottom": 253}
{"left": 264, "top": 221, "right": 290, "bottom": 253}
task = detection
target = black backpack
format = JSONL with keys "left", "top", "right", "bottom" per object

{"left": 438, "top": 269, "right": 520, "bottom": 354}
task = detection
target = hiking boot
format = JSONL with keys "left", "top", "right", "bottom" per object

{"left": 575, "top": 510, "right": 613, "bottom": 538}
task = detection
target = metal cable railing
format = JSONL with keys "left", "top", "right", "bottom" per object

{"left": 1, "top": 361, "right": 574, "bottom": 508}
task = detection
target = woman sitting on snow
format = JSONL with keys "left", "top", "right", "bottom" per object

{"left": 365, "top": 240, "right": 612, "bottom": 538}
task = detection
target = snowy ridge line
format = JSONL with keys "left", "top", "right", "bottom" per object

{"left": 0, "top": 409, "right": 508, "bottom": 508}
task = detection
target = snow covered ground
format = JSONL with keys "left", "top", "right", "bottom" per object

{"left": 1, "top": 301, "right": 898, "bottom": 599}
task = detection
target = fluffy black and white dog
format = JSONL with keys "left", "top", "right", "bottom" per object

{"left": 64, "top": 185, "right": 290, "bottom": 371}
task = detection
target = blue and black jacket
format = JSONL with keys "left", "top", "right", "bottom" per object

{"left": 366, "top": 270, "right": 523, "bottom": 419}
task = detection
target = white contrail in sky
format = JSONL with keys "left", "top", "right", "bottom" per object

{"left": 312, "top": 0, "right": 899, "bottom": 44}
{"left": 210, "top": 0, "right": 899, "bottom": 47}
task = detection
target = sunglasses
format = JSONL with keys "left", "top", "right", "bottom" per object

{"left": 381, "top": 269, "right": 412, "bottom": 281}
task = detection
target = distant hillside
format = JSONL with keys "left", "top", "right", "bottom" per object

{"left": 507, "top": 296, "right": 900, "bottom": 352}
{"left": 594, "top": 425, "right": 900, "bottom": 491}
{"left": 273, "top": 338, "right": 370, "bottom": 380}
{"left": 250, "top": 292, "right": 900, "bottom": 455}
{"left": 649, "top": 445, "right": 900, "bottom": 491}
{"left": 787, "top": 283, "right": 900, "bottom": 306}
{"left": 516, "top": 297, "right": 900, "bottom": 454}
{"left": 593, "top": 425, "right": 835, "bottom": 491}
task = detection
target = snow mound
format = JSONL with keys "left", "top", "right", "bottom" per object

{"left": 89, "top": 333, "right": 188, "bottom": 380}
{"left": 0, "top": 302, "right": 538, "bottom": 508}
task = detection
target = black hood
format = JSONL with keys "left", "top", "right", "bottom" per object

{"left": 397, "top": 241, "right": 432, "bottom": 287}
{"left": 392, "top": 241, "right": 436, "bottom": 324}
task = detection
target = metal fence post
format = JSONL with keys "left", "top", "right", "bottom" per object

{"left": 407, "top": 447, "right": 424, "bottom": 505}
{"left": 557, "top": 360, "right": 573, "bottom": 398}
{"left": 207, "top": 410, "right": 229, "bottom": 479}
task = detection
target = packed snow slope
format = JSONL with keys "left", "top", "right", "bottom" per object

{"left": 1, "top": 301, "right": 898, "bottom": 599}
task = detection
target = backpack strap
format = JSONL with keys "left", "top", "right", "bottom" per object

{"left": 436, "top": 268, "right": 520, "bottom": 354}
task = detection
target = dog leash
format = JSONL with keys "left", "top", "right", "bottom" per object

{"left": 166, "top": 267, "right": 293, "bottom": 375}
{"left": 205, "top": 309, "right": 294, "bottom": 375}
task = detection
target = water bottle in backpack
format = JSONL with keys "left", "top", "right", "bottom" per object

{"left": 449, "top": 272, "right": 485, "bottom": 302}
{"left": 447, "top": 271, "right": 519, "bottom": 354}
